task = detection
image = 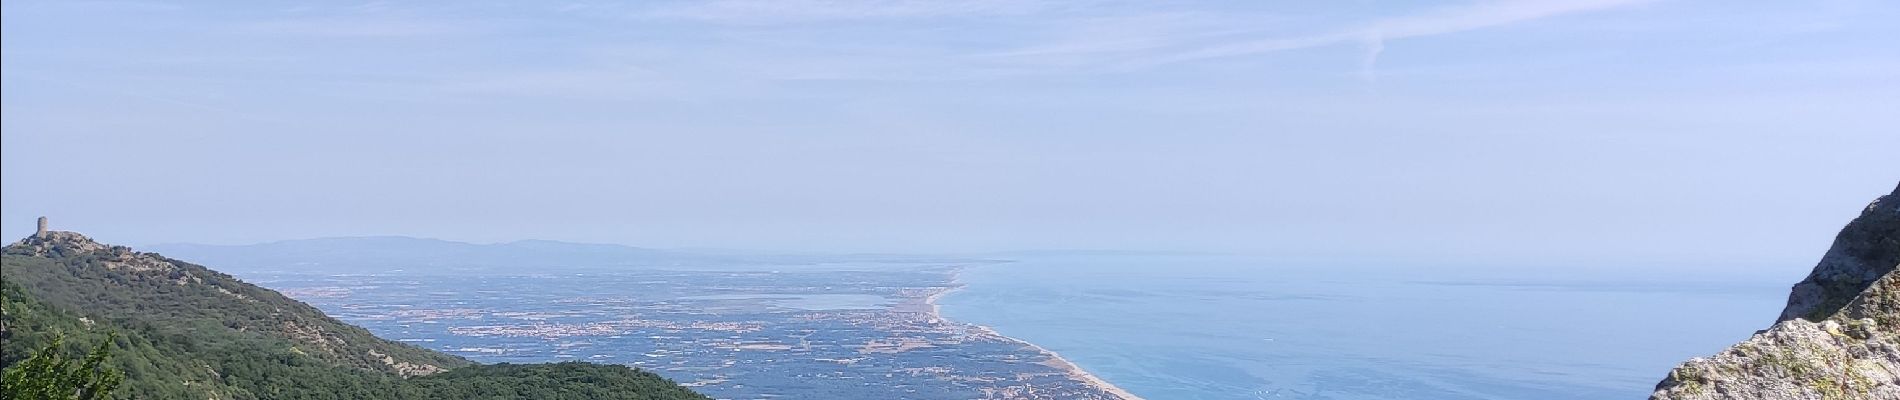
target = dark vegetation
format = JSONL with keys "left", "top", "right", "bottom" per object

{"left": 1, "top": 334, "right": 123, "bottom": 399}
{"left": 1, "top": 233, "right": 708, "bottom": 400}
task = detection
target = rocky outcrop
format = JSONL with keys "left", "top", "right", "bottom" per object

{"left": 1653, "top": 182, "right": 1900, "bottom": 400}
{"left": 1780, "top": 183, "right": 1900, "bottom": 323}
{"left": 12, "top": 231, "right": 187, "bottom": 274}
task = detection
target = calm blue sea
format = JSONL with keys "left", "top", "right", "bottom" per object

{"left": 936, "top": 255, "right": 1791, "bottom": 400}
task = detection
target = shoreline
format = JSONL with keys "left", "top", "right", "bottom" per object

{"left": 924, "top": 267, "right": 1147, "bottom": 400}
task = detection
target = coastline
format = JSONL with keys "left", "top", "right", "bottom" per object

{"left": 924, "top": 267, "right": 1147, "bottom": 400}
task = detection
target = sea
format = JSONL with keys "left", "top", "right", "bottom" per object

{"left": 936, "top": 254, "right": 1792, "bottom": 400}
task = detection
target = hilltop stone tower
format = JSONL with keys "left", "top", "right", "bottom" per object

{"left": 36, "top": 216, "right": 48, "bottom": 238}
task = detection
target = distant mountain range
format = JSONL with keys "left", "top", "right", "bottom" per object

{"left": 1, "top": 230, "right": 710, "bottom": 399}
{"left": 142, "top": 236, "right": 994, "bottom": 273}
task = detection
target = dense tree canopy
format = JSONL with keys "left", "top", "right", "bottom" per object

{"left": 1, "top": 335, "right": 124, "bottom": 400}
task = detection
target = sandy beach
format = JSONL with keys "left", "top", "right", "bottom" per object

{"left": 924, "top": 268, "right": 1147, "bottom": 400}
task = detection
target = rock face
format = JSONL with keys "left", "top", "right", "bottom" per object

{"left": 1653, "top": 182, "right": 1900, "bottom": 400}
{"left": 1781, "top": 184, "right": 1900, "bottom": 323}
{"left": 13, "top": 231, "right": 189, "bottom": 273}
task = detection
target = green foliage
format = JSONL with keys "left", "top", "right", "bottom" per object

{"left": 4, "top": 276, "right": 222, "bottom": 398}
{"left": 1, "top": 335, "right": 125, "bottom": 400}
{"left": 0, "top": 246, "right": 468, "bottom": 375}
{"left": 1, "top": 235, "right": 707, "bottom": 400}
{"left": 408, "top": 362, "right": 710, "bottom": 400}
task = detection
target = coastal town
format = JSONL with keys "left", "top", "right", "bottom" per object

{"left": 259, "top": 265, "right": 1138, "bottom": 400}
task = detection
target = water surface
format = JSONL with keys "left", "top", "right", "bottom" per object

{"left": 938, "top": 255, "right": 1789, "bottom": 399}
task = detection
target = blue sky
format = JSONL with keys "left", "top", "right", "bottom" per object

{"left": 3, "top": 0, "right": 1896, "bottom": 270}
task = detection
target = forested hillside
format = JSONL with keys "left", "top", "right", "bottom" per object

{"left": 0, "top": 230, "right": 707, "bottom": 400}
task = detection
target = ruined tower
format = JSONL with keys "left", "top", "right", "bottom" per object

{"left": 36, "top": 216, "right": 47, "bottom": 237}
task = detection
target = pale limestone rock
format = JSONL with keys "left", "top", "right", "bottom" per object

{"left": 1654, "top": 183, "right": 1900, "bottom": 400}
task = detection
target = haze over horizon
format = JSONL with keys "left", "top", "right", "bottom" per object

{"left": 4, "top": 0, "right": 1897, "bottom": 269}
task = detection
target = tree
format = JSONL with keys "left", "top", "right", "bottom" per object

{"left": 1, "top": 335, "right": 124, "bottom": 400}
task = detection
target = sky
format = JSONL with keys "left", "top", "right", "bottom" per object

{"left": 3, "top": 0, "right": 1896, "bottom": 271}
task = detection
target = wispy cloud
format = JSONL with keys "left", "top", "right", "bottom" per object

{"left": 1358, "top": 32, "right": 1387, "bottom": 84}
{"left": 235, "top": 17, "right": 477, "bottom": 38}
{"left": 1147, "top": 0, "right": 1657, "bottom": 67}
{"left": 974, "top": 12, "right": 1270, "bottom": 59}
{"left": 640, "top": 0, "right": 1058, "bottom": 24}
{"left": 15, "top": 75, "right": 287, "bottom": 123}
{"left": 48, "top": 0, "right": 184, "bottom": 12}
{"left": 593, "top": 0, "right": 1661, "bottom": 81}
{"left": 904, "top": 0, "right": 1662, "bottom": 80}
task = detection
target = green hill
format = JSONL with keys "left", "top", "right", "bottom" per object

{"left": 1, "top": 230, "right": 708, "bottom": 400}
